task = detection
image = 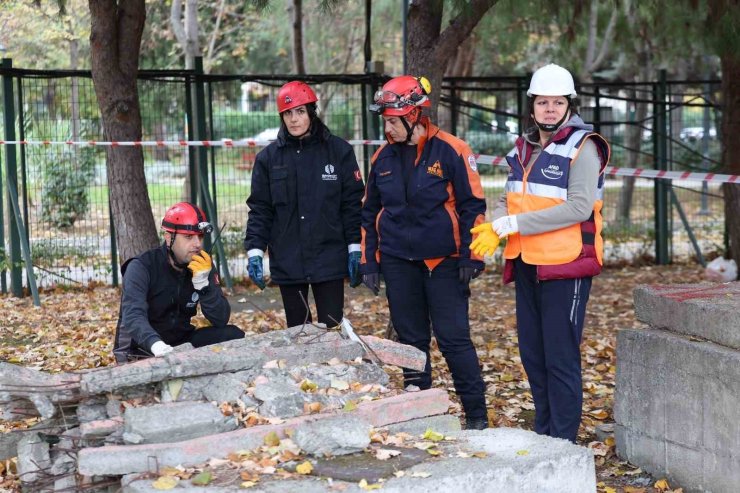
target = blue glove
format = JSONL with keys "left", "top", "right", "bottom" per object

{"left": 248, "top": 256, "right": 266, "bottom": 290}
{"left": 348, "top": 251, "right": 362, "bottom": 288}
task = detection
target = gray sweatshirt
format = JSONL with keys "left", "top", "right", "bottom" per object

{"left": 492, "top": 124, "right": 601, "bottom": 235}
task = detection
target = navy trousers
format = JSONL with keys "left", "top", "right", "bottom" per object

{"left": 381, "top": 254, "right": 486, "bottom": 419}
{"left": 513, "top": 258, "right": 592, "bottom": 442}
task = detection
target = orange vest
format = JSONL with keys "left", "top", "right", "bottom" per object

{"left": 503, "top": 127, "right": 609, "bottom": 268}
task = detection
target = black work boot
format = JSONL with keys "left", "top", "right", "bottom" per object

{"left": 464, "top": 417, "right": 489, "bottom": 430}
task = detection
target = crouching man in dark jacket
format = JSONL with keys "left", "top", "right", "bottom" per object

{"left": 113, "top": 202, "right": 243, "bottom": 363}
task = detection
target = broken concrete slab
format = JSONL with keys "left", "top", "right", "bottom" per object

{"left": 253, "top": 382, "right": 305, "bottom": 419}
{"left": 361, "top": 335, "right": 427, "bottom": 372}
{"left": 122, "top": 401, "right": 238, "bottom": 444}
{"left": 293, "top": 415, "right": 372, "bottom": 456}
{"left": 17, "top": 432, "right": 52, "bottom": 484}
{"left": 385, "top": 414, "right": 462, "bottom": 436}
{"left": 120, "top": 428, "right": 594, "bottom": 493}
{"left": 291, "top": 362, "right": 389, "bottom": 388}
{"left": 80, "top": 330, "right": 363, "bottom": 395}
{"left": 80, "top": 417, "right": 124, "bottom": 439}
{"left": 633, "top": 282, "right": 740, "bottom": 349}
{"left": 78, "top": 389, "right": 452, "bottom": 476}
{"left": 309, "top": 446, "right": 429, "bottom": 483}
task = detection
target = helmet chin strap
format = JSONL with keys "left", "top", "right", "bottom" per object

{"left": 400, "top": 113, "right": 420, "bottom": 144}
{"left": 167, "top": 233, "right": 190, "bottom": 270}
{"left": 535, "top": 106, "right": 571, "bottom": 133}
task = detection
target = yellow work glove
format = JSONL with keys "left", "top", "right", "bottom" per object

{"left": 469, "top": 223, "right": 500, "bottom": 257}
{"left": 188, "top": 251, "right": 212, "bottom": 290}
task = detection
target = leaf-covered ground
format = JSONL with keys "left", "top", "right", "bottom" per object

{"left": 0, "top": 263, "right": 705, "bottom": 492}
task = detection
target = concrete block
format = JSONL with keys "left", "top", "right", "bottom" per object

{"left": 703, "top": 378, "right": 740, "bottom": 454}
{"left": 121, "top": 428, "right": 594, "bottom": 493}
{"left": 665, "top": 442, "right": 704, "bottom": 492}
{"left": 17, "top": 432, "right": 51, "bottom": 484}
{"left": 634, "top": 282, "right": 740, "bottom": 349}
{"left": 80, "top": 417, "right": 124, "bottom": 438}
{"left": 663, "top": 369, "right": 703, "bottom": 448}
{"left": 293, "top": 416, "right": 372, "bottom": 456}
{"left": 78, "top": 389, "right": 452, "bottom": 476}
{"left": 253, "top": 382, "right": 305, "bottom": 419}
{"left": 622, "top": 360, "right": 665, "bottom": 438}
{"left": 360, "top": 335, "right": 427, "bottom": 372}
{"left": 615, "top": 425, "right": 666, "bottom": 477}
{"left": 202, "top": 373, "right": 247, "bottom": 403}
{"left": 385, "top": 414, "right": 462, "bottom": 436}
{"left": 123, "top": 401, "right": 238, "bottom": 444}
{"left": 703, "top": 453, "right": 740, "bottom": 493}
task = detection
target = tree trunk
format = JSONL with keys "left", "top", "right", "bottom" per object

{"left": 89, "top": 0, "right": 159, "bottom": 263}
{"left": 720, "top": 53, "right": 740, "bottom": 272}
{"left": 406, "top": 0, "right": 498, "bottom": 123}
{"left": 289, "top": 0, "right": 306, "bottom": 74}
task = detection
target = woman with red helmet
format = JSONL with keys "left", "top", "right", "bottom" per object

{"left": 244, "top": 81, "right": 365, "bottom": 329}
{"left": 361, "top": 75, "right": 489, "bottom": 429}
{"left": 113, "top": 202, "right": 243, "bottom": 363}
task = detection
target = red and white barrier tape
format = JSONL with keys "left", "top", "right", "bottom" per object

{"left": 2, "top": 138, "right": 738, "bottom": 184}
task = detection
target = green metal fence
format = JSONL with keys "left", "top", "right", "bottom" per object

{"left": 0, "top": 59, "right": 728, "bottom": 291}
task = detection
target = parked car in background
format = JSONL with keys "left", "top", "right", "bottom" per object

{"left": 679, "top": 126, "right": 717, "bottom": 141}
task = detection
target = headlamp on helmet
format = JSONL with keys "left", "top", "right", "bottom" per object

{"left": 368, "top": 75, "right": 432, "bottom": 117}
{"left": 161, "top": 202, "right": 212, "bottom": 236}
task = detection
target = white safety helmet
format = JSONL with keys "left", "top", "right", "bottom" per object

{"left": 527, "top": 63, "right": 577, "bottom": 98}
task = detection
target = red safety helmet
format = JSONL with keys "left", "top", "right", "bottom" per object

{"left": 369, "top": 75, "right": 432, "bottom": 117}
{"left": 277, "top": 81, "right": 318, "bottom": 113}
{"left": 161, "top": 202, "right": 213, "bottom": 236}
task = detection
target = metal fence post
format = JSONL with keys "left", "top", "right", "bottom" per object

{"left": 654, "top": 70, "right": 670, "bottom": 265}
{"left": 593, "top": 84, "right": 601, "bottom": 134}
{"left": 2, "top": 58, "right": 22, "bottom": 296}
{"left": 185, "top": 76, "right": 197, "bottom": 203}
{"left": 450, "top": 79, "right": 458, "bottom": 136}
{"left": 192, "top": 58, "right": 232, "bottom": 288}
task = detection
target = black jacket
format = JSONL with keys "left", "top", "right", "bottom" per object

{"left": 244, "top": 120, "right": 364, "bottom": 284}
{"left": 113, "top": 244, "right": 231, "bottom": 363}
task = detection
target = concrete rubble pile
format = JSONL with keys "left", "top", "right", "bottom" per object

{"left": 2, "top": 323, "right": 598, "bottom": 492}
{"left": 0, "top": 324, "right": 443, "bottom": 491}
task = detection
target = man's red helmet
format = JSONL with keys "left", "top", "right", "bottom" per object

{"left": 369, "top": 75, "right": 432, "bottom": 117}
{"left": 277, "top": 81, "right": 318, "bottom": 113}
{"left": 161, "top": 202, "right": 213, "bottom": 236}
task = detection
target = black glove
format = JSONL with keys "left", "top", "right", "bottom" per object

{"left": 362, "top": 272, "right": 380, "bottom": 295}
{"left": 458, "top": 266, "right": 481, "bottom": 285}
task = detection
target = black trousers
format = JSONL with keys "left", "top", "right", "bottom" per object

{"left": 514, "top": 258, "right": 592, "bottom": 442}
{"left": 380, "top": 254, "right": 486, "bottom": 420}
{"left": 279, "top": 279, "right": 344, "bottom": 328}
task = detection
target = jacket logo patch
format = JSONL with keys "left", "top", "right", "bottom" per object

{"left": 379, "top": 170, "right": 392, "bottom": 177}
{"left": 427, "top": 161, "right": 444, "bottom": 178}
{"left": 322, "top": 163, "right": 338, "bottom": 181}
{"left": 541, "top": 164, "right": 564, "bottom": 180}
{"left": 354, "top": 169, "right": 362, "bottom": 181}
{"left": 467, "top": 155, "right": 478, "bottom": 172}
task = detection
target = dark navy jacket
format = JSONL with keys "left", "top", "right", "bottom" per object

{"left": 244, "top": 120, "right": 364, "bottom": 284}
{"left": 360, "top": 118, "right": 486, "bottom": 273}
{"left": 113, "top": 244, "right": 230, "bottom": 363}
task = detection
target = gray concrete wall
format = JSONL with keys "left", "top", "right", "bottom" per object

{"left": 615, "top": 327, "right": 740, "bottom": 493}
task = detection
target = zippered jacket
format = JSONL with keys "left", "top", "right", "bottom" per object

{"left": 360, "top": 118, "right": 486, "bottom": 272}
{"left": 244, "top": 120, "right": 365, "bottom": 284}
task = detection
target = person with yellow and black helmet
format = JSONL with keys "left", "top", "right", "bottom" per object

{"left": 113, "top": 202, "right": 243, "bottom": 363}
{"left": 471, "top": 63, "right": 611, "bottom": 442}
{"left": 244, "top": 81, "right": 365, "bottom": 329}
{"left": 361, "top": 75, "right": 489, "bottom": 430}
